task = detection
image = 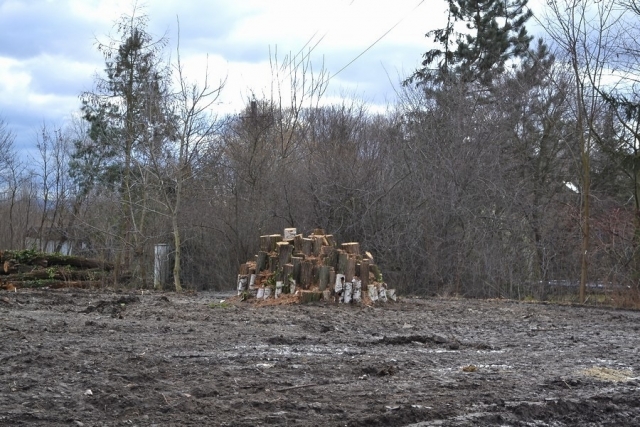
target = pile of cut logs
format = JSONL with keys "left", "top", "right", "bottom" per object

{"left": 0, "top": 250, "right": 113, "bottom": 290}
{"left": 237, "top": 228, "right": 395, "bottom": 303}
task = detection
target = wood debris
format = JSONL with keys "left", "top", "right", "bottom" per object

{"left": 0, "top": 249, "right": 112, "bottom": 290}
{"left": 236, "top": 228, "right": 395, "bottom": 305}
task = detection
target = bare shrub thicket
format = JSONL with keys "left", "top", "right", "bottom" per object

{"left": 2, "top": 2, "right": 640, "bottom": 304}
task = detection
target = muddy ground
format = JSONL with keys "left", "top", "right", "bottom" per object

{"left": 1, "top": 289, "right": 639, "bottom": 426}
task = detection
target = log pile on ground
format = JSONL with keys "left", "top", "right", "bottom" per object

{"left": 0, "top": 249, "right": 113, "bottom": 290}
{"left": 237, "top": 228, "right": 395, "bottom": 304}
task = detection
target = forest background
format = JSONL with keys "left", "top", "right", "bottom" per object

{"left": 2, "top": 0, "right": 640, "bottom": 306}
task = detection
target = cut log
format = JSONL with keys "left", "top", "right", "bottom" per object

{"left": 3, "top": 268, "right": 108, "bottom": 282}
{"left": 300, "top": 260, "right": 313, "bottom": 287}
{"left": 256, "top": 251, "right": 269, "bottom": 272}
{"left": 345, "top": 256, "right": 356, "bottom": 282}
{"left": 322, "top": 246, "right": 337, "bottom": 268}
{"left": 312, "top": 236, "right": 324, "bottom": 256}
{"left": 283, "top": 228, "right": 297, "bottom": 241}
{"left": 239, "top": 263, "right": 249, "bottom": 275}
{"left": 301, "top": 238, "right": 313, "bottom": 257}
{"left": 260, "top": 234, "right": 282, "bottom": 253}
{"left": 318, "top": 265, "right": 330, "bottom": 291}
{"left": 337, "top": 250, "right": 348, "bottom": 274}
{"left": 341, "top": 242, "right": 360, "bottom": 256}
{"left": 291, "top": 256, "right": 303, "bottom": 284}
{"left": 299, "top": 291, "right": 323, "bottom": 304}
{"left": 283, "top": 263, "right": 294, "bottom": 284}
{"left": 360, "top": 259, "right": 369, "bottom": 289}
{"left": 269, "top": 255, "right": 279, "bottom": 273}
{"left": 3, "top": 260, "right": 18, "bottom": 274}
{"left": 277, "top": 242, "right": 293, "bottom": 267}
{"left": 326, "top": 235, "right": 336, "bottom": 247}
{"left": 39, "top": 255, "right": 113, "bottom": 271}
{"left": 313, "top": 228, "right": 326, "bottom": 236}
{"left": 294, "top": 234, "right": 304, "bottom": 254}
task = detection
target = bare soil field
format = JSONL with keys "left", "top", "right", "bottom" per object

{"left": 1, "top": 289, "right": 639, "bottom": 426}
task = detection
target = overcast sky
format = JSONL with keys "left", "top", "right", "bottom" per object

{"left": 0, "top": 0, "right": 546, "bottom": 154}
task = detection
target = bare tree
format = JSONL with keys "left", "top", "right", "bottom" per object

{"left": 541, "top": 0, "right": 625, "bottom": 302}
{"left": 145, "top": 20, "right": 225, "bottom": 292}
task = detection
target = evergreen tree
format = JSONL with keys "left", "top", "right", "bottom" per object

{"left": 407, "top": 0, "right": 533, "bottom": 86}
{"left": 71, "top": 8, "right": 172, "bottom": 284}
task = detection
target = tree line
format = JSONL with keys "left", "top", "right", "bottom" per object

{"left": 1, "top": 0, "right": 639, "bottom": 303}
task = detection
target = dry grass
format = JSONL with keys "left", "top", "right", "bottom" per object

{"left": 582, "top": 367, "right": 634, "bottom": 383}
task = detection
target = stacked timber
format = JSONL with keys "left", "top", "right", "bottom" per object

{"left": 0, "top": 250, "right": 113, "bottom": 290}
{"left": 237, "top": 228, "right": 395, "bottom": 304}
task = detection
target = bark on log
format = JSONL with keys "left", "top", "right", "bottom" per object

{"left": 260, "top": 234, "right": 282, "bottom": 253}
{"left": 299, "top": 291, "right": 323, "bottom": 304}
{"left": 319, "top": 265, "right": 330, "bottom": 291}
{"left": 294, "top": 234, "right": 304, "bottom": 254}
{"left": 239, "top": 263, "right": 249, "bottom": 275}
{"left": 301, "top": 238, "right": 313, "bottom": 257}
{"left": 323, "top": 247, "right": 337, "bottom": 269}
{"left": 3, "top": 280, "right": 102, "bottom": 289}
{"left": 3, "top": 268, "right": 108, "bottom": 282}
{"left": 313, "top": 228, "right": 326, "bottom": 236}
{"left": 269, "top": 255, "right": 279, "bottom": 273}
{"left": 312, "top": 236, "right": 324, "bottom": 256}
{"left": 38, "top": 255, "right": 114, "bottom": 271}
{"left": 256, "top": 251, "right": 269, "bottom": 272}
{"left": 277, "top": 242, "right": 293, "bottom": 267}
{"left": 337, "top": 250, "right": 348, "bottom": 274}
{"left": 283, "top": 263, "right": 294, "bottom": 284}
{"left": 360, "top": 259, "right": 369, "bottom": 289}
{"left": 300, "top": 260, "right": 313, "bottom": 287}
{"left": 345, "top": 256, "right": 356, "bottom": 282}
{"left": 3, "top": 260, "right": 18, "bottom": 274}
{"left": 341, "top": 242, "right": 360, "bottom": 256}
{"left": 326, "top": 235, "right": 336, "bottom": 247}
{"left": 291, "top": 256, "right": 303, "bottom": 284}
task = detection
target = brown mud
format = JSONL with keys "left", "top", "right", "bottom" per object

{"left": 1, "top": 289, "right": 639, "bottom": 426}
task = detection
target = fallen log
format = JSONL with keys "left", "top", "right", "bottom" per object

{"left": 2, "top": 268, "right": 108, "bottom": 282}
{"left": 41, "top": 254, "right": 113, "bottom": 271}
